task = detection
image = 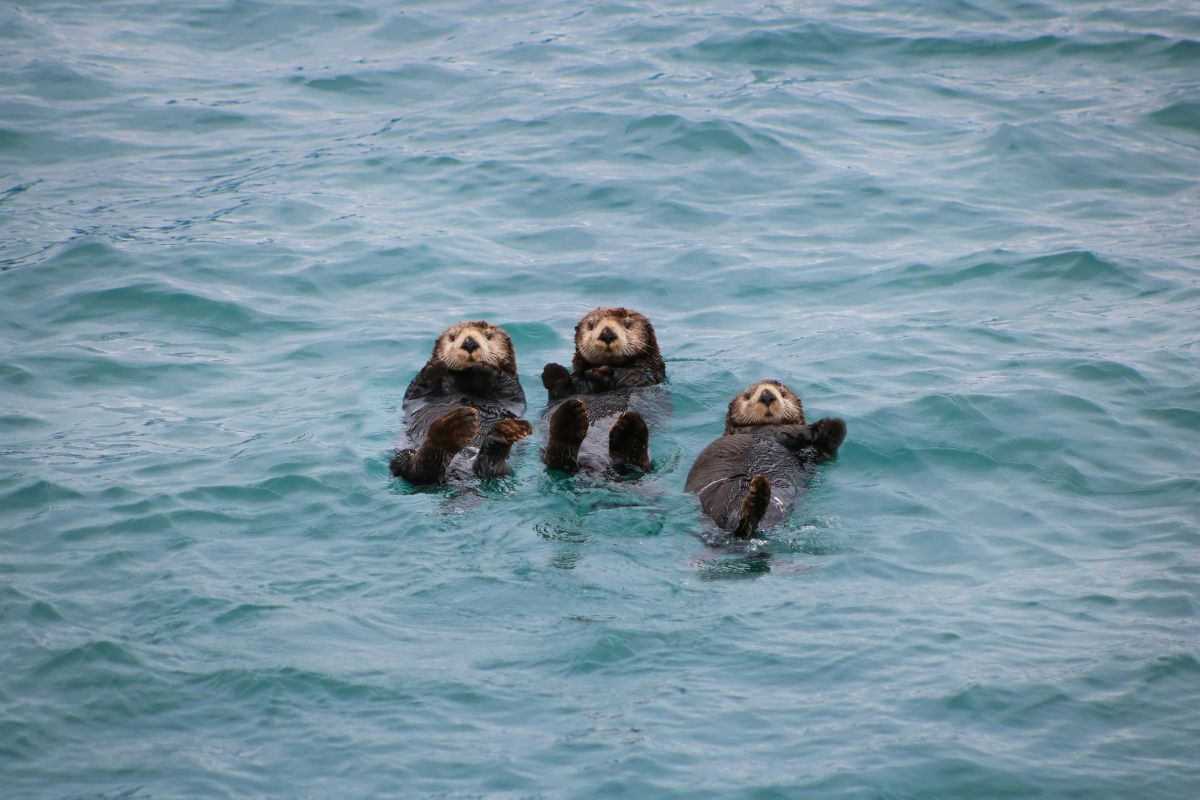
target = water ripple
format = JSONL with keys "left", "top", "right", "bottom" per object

{"left": 2, "top": 1, "right": 1198, "bottom": 798}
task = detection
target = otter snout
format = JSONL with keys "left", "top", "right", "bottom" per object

{"left": 461, "top": 336, "right": 480, "bottom": 354}
{"left": 598, "top": 327, "right": 617, "bottom": 345}
{"left": 760, "top": 391, "right": 776, "bottom": 407}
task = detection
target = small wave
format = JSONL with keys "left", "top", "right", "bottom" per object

{"left": 9, "top": 59, "right": 115, "bottom": 101}
{"left": 175, "top": 474, "right": 341, "bottom": 507}
{"left": 881, "top": 250, "right": 1140, "bottom": 292}
{"left": 47, "top": 279, "right": 319, "bottom": 337}
{"left": 1018, "top": 251, "right": 1136, "bottom": 285}
{"left": 676, "top": 25, "right": 1199, "bottom": 68}
{"left": 369, "top": 11, "right": 458, "bottom": 44}
{"left": 1147, "top": 101, "right": 1200, "bottom": 132}
{"left": 301, "top": 64, "right": 473, "bottom": 100}
{"left": 212, "top": 603, "right": 285, "bottom": 626}
{"left": 36, "top": 640, "right": 142, "bottom": 674}
{"left": 304, "top": 74, "right": 375, "bottom": 94}
{"left": 971, "top": 121, "right": 1191, "bottom": 195}
{"left": 621, "top": 113, "right": 797, "bottom": 161}
{"left": 0, "top": 479, "right": 85, "bottom": 512}
{"left": 188, "top": 666, "right": 414, "bottom": 704}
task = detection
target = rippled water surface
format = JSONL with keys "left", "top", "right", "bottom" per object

{"left": 3, "top": 1, "right": 1199, "bottom": 797}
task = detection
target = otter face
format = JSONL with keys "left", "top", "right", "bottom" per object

{"left": 574, "top": 307, "right": 653, "bottom": 366}
{"left": 434, "top": 321, "right": 514, "bottom": 372}
{"left": 726, "top": 380, "right": 805, "bottom": 427}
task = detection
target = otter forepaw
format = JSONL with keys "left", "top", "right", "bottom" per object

{"left": 810, "top": 417, "right": 847, "bottom": 459}
{"left": 542, "top": 362, "right": 574, "bottom": 400}
{"left": 463, "top": 362, "right": 501, "bottom": 379}
{"left": 609, "top": 410, "right": 651, "bottom": 473}
{"left": 774, "top": 426, "right": 814, "bottom": 452}
{"left": 582, "top": 365, "right": 615, "bottom": 392}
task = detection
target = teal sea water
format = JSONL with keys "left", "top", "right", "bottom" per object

{"left": 2, "top": 1, "right": 1199, "bottom": 796}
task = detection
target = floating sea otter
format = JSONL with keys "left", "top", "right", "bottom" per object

{"left": 540, "top": 307, "right": 667, "bottom": 475}
{"left": 685, "top": 380, "right": 845, "bottom": 537}
{"left": 389, "top": 321, "right": 533, "bottom": 484}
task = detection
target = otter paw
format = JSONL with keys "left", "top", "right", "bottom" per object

{"left": 609, "top": 410, "right": 651, "bottom": 473}
{"left": 543, "top": 398, "right": 588, "bottom": 471}
{"left": 810, "top": 417, "right": 847, "bottom": 456}
{"left": 542, "top": 362, "right": 574, "bottom": 400}
{"left": 549, "top": 399, "right": 588, "bottom": 447}
{"left": 427, "top": 406, "right": 480, "bottom": 451}
{"left": 463, "top": 362, "right": 500, "bottom": 378}
{"left": 542, "top": 362, "right": 570, "bottom": 387}
{"left": 489, "top": 418, "right": 534, "bottom": 444}
{"left": 389, "top": 448, "right": 416, "bottom": 478}
{"left": 774, "top": 426, "right": 814, "bottom": 451}
{"left": 581, "top": 365, "right": 615, "bottom": 392}
{"left": 734, "top": 475, "right": 772, "bottom": 539}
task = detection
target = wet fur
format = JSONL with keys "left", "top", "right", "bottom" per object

{"left": 686, "top": 381, "right": 846, "bottom": 538}
{"left": 541, "top": 308, "right": 665, "bottom": 474}
{"left": 390, "top": 321, "right": 532, "bottom": 484}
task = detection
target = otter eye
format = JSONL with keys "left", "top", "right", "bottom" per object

{"left": 623, "top": 318, "right": 633, "bottom": 327}
{"left": 485, "top": 332, "right": 494, "bottom": 340}
{"left": 743, "top": 392, "right": 751, "bottom": 400}
{"left": 587, "top": 322, "right": 596, "bottom": 330}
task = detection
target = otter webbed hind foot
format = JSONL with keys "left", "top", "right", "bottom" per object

{"left": 810, "top": 417, "right": 847, "bottom": 460}
{"left": 733, "top": 475, "right": 772, "bottom": 539}
{"left": 392, "top": 406, "right": 480, "bottom": 484}
{"left": 473, "top": 418, "right": 534, "bottom": 478}
{"left": 543, "top": 398, "right": 588, "bottom": 472}
{"left": 609, "top": 410, "right": 652, "bottom": 473}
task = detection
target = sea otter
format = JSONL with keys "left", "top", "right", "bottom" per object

{"left": 685, "top": 380, "right": 846, "bottom": 538}
{"left": 540, "top": 307, "right": 667, "bottom": 474}
{"left": 389, "top": 321, "right": 533, "bottom": 484}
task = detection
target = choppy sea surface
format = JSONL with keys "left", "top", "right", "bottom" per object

{"left": 2, "top": 1, "right": 1198, "bottom": 797}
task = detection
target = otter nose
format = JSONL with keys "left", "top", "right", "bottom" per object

{"left": 461, "top": 337, "right": 479, "bottom": 354}
{"left": 760, "top": 391, "right": 777, "bottom": 407}
{"left": 599, "top": 327, "right": 617, "bottom": 345}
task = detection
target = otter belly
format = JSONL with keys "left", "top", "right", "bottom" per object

{"left": 401, "top": 396, "right": 524, "bottom": 450}
{"left": 544, "top": 385, "right": 668, "bottom": 473}
{"left": 685, "top": 434, "right": 801, "bottom": 531}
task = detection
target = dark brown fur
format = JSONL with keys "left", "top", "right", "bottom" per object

{"left": 686, "top": 381, "right": 845, "bottom": 537}
{"left": 543, "top": 308, "right": 666, "bottom": 400}
{"left": 390, "top": 321, "right": 531, "bottom": 484}
{"left": 541, "top": 307, "right": 666, "bottom": 474}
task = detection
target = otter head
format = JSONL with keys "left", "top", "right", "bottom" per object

{"left": 574, "top": 307, "right": 658, "bottom": 367}
{"left": 432, "top": 320, "right": 517, "bottom": 375}
{"left": 725, "top": 380, "right": 806, "bottom": 432}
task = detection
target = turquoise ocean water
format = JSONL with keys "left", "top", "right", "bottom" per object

{"left": 2, "top": 1, "right": 1198, "bottom": 797}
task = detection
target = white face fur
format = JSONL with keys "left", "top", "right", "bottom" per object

{"left": 728, "top": 381, "right": 805, "bottom": 426}
{"left": 576, "top": 308, "right": 647, "bottom": 365}
{"left": 435, "top": 322, "right": 510, "bottom": 371}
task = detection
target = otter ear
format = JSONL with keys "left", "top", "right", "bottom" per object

{"left": 638, "top": 314, "right": 659, "bottom": 351}
{"left": 501, "top": 330, "right": 519, "bottom": 374}
{"left": 723, "top": 397, "right": 740, "bottom": 434}
{"left": 725, "top": 392, "right": 741, "bottom": 422}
